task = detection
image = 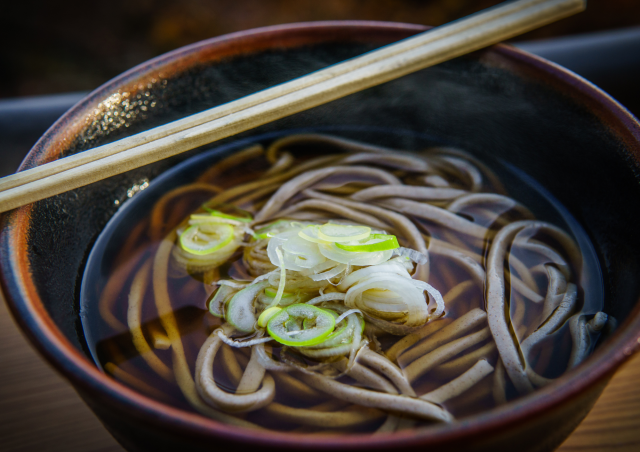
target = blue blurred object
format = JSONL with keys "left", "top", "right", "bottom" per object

{"left": 0, "top": 92, "right": 87, "bottom": 177}
{"left": 0, "top": 27, "right": 638, "bottom": 178}
{"left": 516, "top": 26, "right": 640, "bottom": 116}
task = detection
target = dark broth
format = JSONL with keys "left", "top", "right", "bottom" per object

{"left": 81, "top": 133, "right": 604, "bottom": 433}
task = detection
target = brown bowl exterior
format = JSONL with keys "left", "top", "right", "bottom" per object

{"left": 2, "top": 21, "right": 640, "bottom": 452}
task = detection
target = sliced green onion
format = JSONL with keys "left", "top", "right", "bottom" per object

{"left": 265, "top": 287, "right": 293, "bottom": 298}
{"left": 203, "top": 209, "right": 252, "bottom": 223}
{"left": 208, "top": 285, "right": 237, "bottom": 318}
{"left": 304, "top": 308, "right": 338, "bottom": 329}
{"left": 268, "top": 247, "right": 287, "bottom": 308}
{"left": 282, "top": 235, "right": 322, "bottom": 256}
{"left": 267, "top": 304, "right": 335, "bottom": 346}
{"left": 226, "top": 281, "right": 269, "bottom": 332}
{"left": 179, "top": 223, "right": 235, "bottom": 256}
{"left": 305, "top": 320, "right": 350, "bottom": 349}
{"left": 319, "top": 242, "right": 394, "bottom": 266}
{"left": 321, "top": 302, "right": 365, "bottom": 333}
{"left": 308, "top": 263, "right": 346, "bottom": 282}
{"left": 257, "top": 306, "right": 282, "bottom": 328}
{"left": 285, "top": 316, "right": 301, "bottom": 332}
{"left": 302, "top": 309, "right": 353, "bottom": 349}
{"left": 254, "top": 220, "right": 293, "bottom": 239}
{"left": 201, "top": 202, "right": 253, "bottom": 223}
{"left": 298, "top": 310, "right": 363, "bottom": 358}
{"left": 298, "top": 225, "right": 329, "bottom": 244}
{"left": 317, "top": 224, "right": 371, "bottom": 243}
{"left": 335, "top": 234, "right": 399, "bottom": 252}
{"left": 263, "top": 287, "right": 297, "bottom": 305}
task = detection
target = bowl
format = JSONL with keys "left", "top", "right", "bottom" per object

{"left": 2, "top": 21, "right": 640, "bottom": 452}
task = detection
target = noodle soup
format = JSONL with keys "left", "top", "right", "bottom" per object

{"left": 81, "top": 133, "right": 609, "bottom": 433}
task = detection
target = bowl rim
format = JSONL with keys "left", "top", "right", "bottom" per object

{"left": 2, "top": 20, "right": 640, "bottom": 449}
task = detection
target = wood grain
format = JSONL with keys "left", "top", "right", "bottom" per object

{"left": 0, "top": 293, "right": 124, "bottom": 452}
{"left": 1, "top": 287, "right": 639, "bottom": 451}
{"left": 557, "top": 353, "right": 640, "bottom": 452}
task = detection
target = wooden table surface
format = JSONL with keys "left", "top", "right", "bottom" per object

{"left": 1, "top": 292, "right": 639, "bottom": 452}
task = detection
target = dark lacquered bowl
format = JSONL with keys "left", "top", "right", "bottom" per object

{"left": 2, "top": 21, "right": 640, "bottom": 452}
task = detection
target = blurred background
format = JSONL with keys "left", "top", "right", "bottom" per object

{"left": 1, "top": 0, "right": 639, "bottom": 179}
{"left": 1, "top": 0, "right": 640, "bottom": 98}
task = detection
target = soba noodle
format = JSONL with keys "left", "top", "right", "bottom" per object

{"left": 85, "top": 133, "right": 609, "bottom": 433}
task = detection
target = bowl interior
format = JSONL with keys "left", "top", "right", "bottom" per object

{"left": 3, "top": 21, "right": 640, "bottom": 448}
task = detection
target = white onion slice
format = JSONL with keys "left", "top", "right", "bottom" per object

{"left": 294, "top": 253, "right": 326, "bottom": 269}
{"left": 363, "top": 289, "right": 405, "bottom": 305}
{"left": 298, "top": 225, "right": 330, "bottom": 244}
{"left": 345, "top": 273, "right": 429, "bottom": 327}
{"left": 306, "top": 292, "right": 347, "bottom": 305}
{"left": 308, "top": 263, "right": 346, "bottom": 282}
{"left": 334, "top": 309, "right": 362, "bottom": 326}
{"left": 250, "top": 270, "right": 278, "bottom": 285}
{"left": 319, "top": 242, "right": 393, "bottom": 266}
{"left": 311, "top": 260, "right": 340, "bottom": 274}
{"left": 209, "top": 285, "right": 238, "bottom": 318}
{"left": 318, "top": 224, "right": 371, "bottom": 242}
{"left": 225, "top": 281, "right": 270, "bottom": 332}
{"left": 268, "top": 228, "right": 327, "bottom": 271}
{"left": 268, "top": 248, "right": 287, "bottom": 308}
{"left": 411, "top": 280, "right": 445, "bottom": 318}
{"left": 266, "top": 231, "right": 291, "bottom": 266}
{"left": 282, "top": 235, "right": 320, "bottom": 256}
{"left": 281, "top": 251, "right": 306, "bottom": 271}
{"left": 363, "top": 300, "right": 407, "bottom": 313}
{"left": 337, "top": 258, "right": 411, "bottom": 291}
{"left": 218, "top": 280, "right": 250, "bottom": 289}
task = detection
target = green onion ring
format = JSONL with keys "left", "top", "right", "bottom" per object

{"left": 317, "top": 224, "right": 371, "bottom": 243}
{"left": 257, "top": 306, "right": 283, "bottom": 328}
{"left": 254, "top": 220, "right": 293, "bottom": 239}
{"left": 202, "top": 208, "right": 252, "bottom": 223}
{"left": 179, "top": 223, "right": 235, "bottom": 255}
{"left": 336, "top": 234, "right": 399, "bottom": 252}
{"left": 267, "top": 304, "right": 336, "bottom": 346}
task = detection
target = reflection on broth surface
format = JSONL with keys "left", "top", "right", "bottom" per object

{"left": 81, "top": 133, "right": 610, "bottom": 433}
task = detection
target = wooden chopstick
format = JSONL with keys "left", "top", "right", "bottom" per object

{"left": 0, "top": 0, "right": 560, "bottom": 195}
{"left": 0, "top": 0, "right": 585, "bottom": 213}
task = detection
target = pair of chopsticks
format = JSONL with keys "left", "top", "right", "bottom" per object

{"left": 0, "top": 0, "right": 585, "bottom": 214}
